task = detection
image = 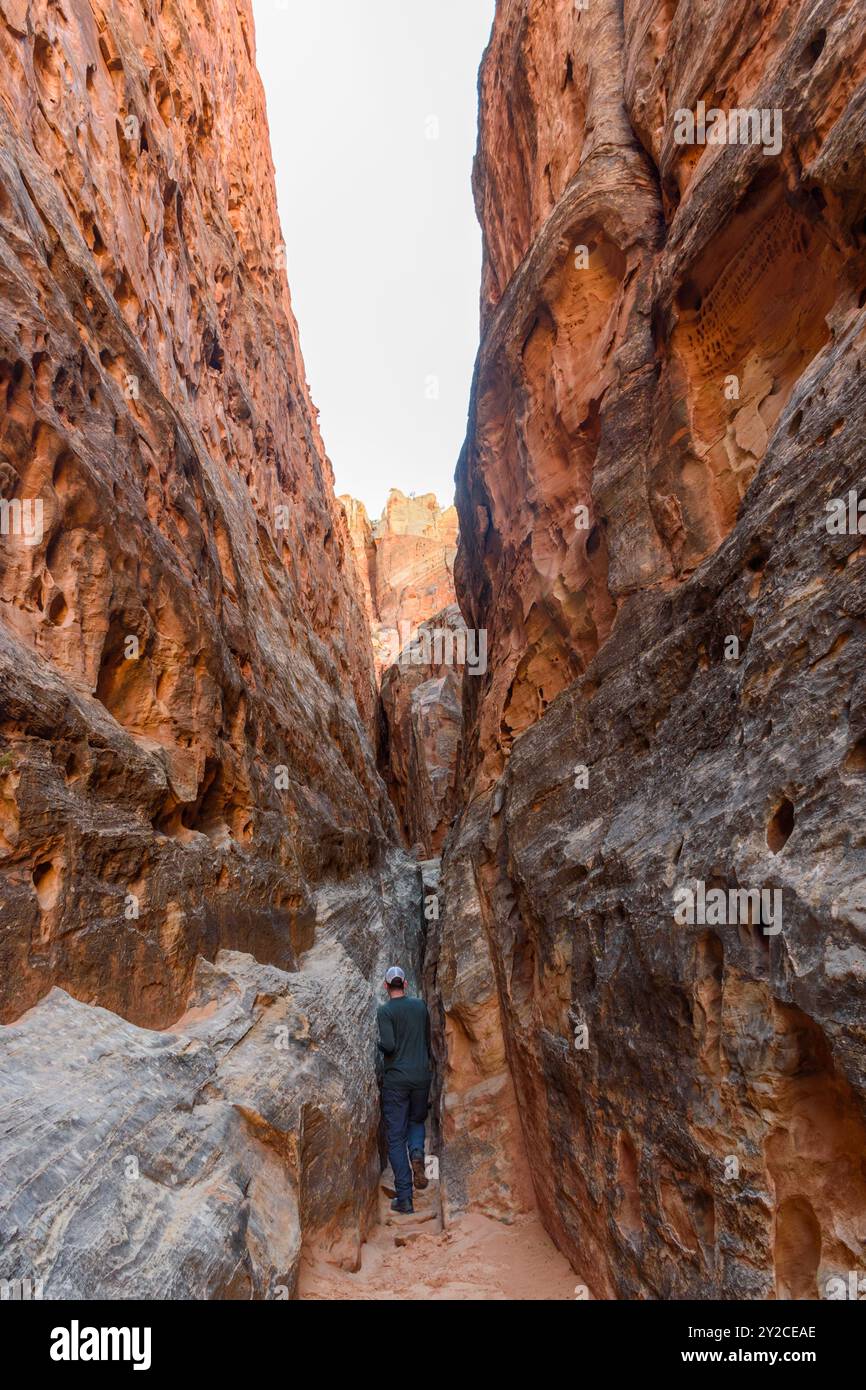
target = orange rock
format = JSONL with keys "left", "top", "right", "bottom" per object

{"left": 439, "top": 0, "right": 866, "bottom": 1300}
{"left": 341, "top": 489, "right": 458, "bottom": 677}
{"left": 380, "top": 605, "right": 465, "bottom": 856}
{"left": 0, "top": 0, "right": 434, "bottom": 1298}
{"left": 0, "top": 0, "right": 396, "bottom": 1028}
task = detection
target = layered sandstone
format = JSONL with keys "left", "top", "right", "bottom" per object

{"left": 0, "top": 0, "right": 420, "bottom": 1292}
{"left": 1, "top": 918, "right": 421, "bottom": 1299}
{"left": 440, "top": 0, "right": 866, "bottom": 1298}
{"left": 341, "top": 489, "right": 458, "bottom": 675}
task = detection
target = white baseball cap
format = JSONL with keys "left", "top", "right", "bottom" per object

{"left": 384, "top": 966, "right": 406, "bottom": 984}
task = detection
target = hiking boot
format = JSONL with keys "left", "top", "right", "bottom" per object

{"left": 390, "top": 1197, "right": 414, "bottom": 1215}
{"left": 410, "top": 1151, "right": 428, "bottom": 1190}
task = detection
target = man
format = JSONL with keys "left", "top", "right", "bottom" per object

{"left": 377, "top": 966, "right": 431, "bottom": 1215}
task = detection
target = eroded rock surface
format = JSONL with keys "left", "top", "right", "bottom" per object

{"left": 439, "top": 0, "right": 866, "bottom": 1298}
{"left": 0, "top": 0, "right": 422, "bottom": 1296}
{"left": 0, "top": 0, "right": 390, "bottom": 1027}
{"left": 0, "top": 878, "right": 421, "bottom": 1299}
{"left": 379, "top": 604, "right": 464, "bottom": 857}
{"left": 342, "top": 489, "right": 458, "bottom": 676}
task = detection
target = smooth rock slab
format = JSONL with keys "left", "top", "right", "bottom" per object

{"left": 0, "top": 945, "right": 401, "bottom": 1299}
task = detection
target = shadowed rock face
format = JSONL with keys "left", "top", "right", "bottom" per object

{"left": 380, "top": 604, "right": 465, "bottom": 857}
{"left": 346, "top": 490, "right": 464, "bottom": 861}
{"left": 0, "top": 0, "right": 424, "bottom": 1294}
{"left": 440, "top": 0, "right": 866, "bottom": 1297}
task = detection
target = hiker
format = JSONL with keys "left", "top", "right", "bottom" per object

{"left": 377, "top": 965, "right": 432, "bottom": 1215}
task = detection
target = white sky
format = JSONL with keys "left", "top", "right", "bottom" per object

{"left": 251, "top": 0, "right": 495, "bottom": 519}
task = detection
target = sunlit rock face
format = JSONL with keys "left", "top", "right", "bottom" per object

{"left": 0, "top": 0, "right": 391, "bottom": 1022}
{"left": 439, "top": 0, "right": 866, "bottom": 1297}
{"left": 341, "top": 489, "right": 458, "bottom": 677}
{"left": 0, "top": 0, "right": 423, "bottom": 1293}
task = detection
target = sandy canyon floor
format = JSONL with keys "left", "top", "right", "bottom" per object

{"left": 299, "top": 1169, "right": 577, "bottom": 1301}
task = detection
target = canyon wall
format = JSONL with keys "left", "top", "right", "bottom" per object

{"left": 380, "top": 602, "right": 464, "bottom": 856}
{"left": 439, "top": 0, "right": 866, "bottom": 1297}
{"left": 342, "top": 488, "right": 458, "bottom": 676}
{"left": 345, "top": 487, "right": 464, "bottom": 859}
{"left": 0, "top": 0, "right": 421, "bottom": 1295}
{"left": 4, "top": 0, "right": 865, "bottom": 1306}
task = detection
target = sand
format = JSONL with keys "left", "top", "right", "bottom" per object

{"left": 298, "top": 1167, "right": 578, "bottom": 1301}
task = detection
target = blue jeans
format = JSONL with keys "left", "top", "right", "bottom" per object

{"left": 382, "top": 1084, "right": 429, "bottom": 1202}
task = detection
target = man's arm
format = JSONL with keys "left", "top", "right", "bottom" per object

{"left": 377, "top": 1005, "right": 395, "bottom": 1055}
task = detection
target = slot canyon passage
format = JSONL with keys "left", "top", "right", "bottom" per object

{"left": 1, "top": 0, "right": 866, "bottom": 1304}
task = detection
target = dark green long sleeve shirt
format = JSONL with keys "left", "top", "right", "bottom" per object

{"left": 376, "top": 996, "right": 431, "bottom": 1090}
